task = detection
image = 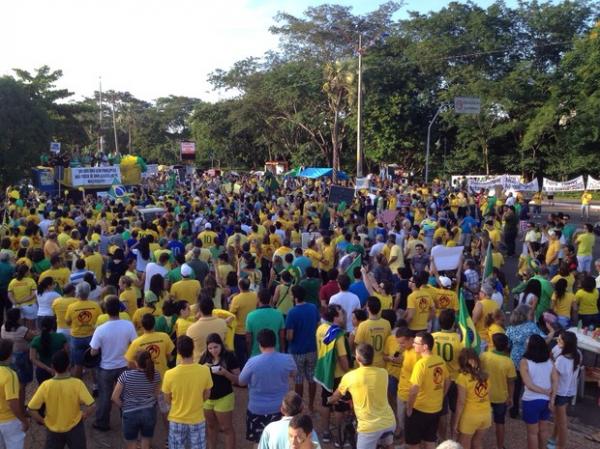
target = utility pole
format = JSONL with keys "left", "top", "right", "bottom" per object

{"left": 98, "top": 77, "right": 104, "bottom": 154}
{"left": 356, "top": 34, "right": 364, "bottom": 178}
{"left": 111, "top": 97, "right": 119, "bottom": 155}
{"left": 425, "top": 104, "right": 444, "bottom": 184}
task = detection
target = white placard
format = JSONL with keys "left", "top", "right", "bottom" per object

{"left": 431, "top": 245, "right": 464, "bottom": 271}
{"left": 50, "top": 142, "right": 61, "bottom": 154}
{"left": 71, "top": 166, "right": 121, "bottom": 186}
{"left": 543, "top": 176, "right": 585, "bottom": 192}
{"left": 142, "top": 164, "right": 159, "bottom": 178}
{"left": 301, "top": 232, "right": 322, "bottom": 250}
{"left": 355, "top": 177, "right": 370, "bottom": 190}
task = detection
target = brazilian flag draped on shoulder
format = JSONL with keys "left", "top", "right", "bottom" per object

{"left": 314, "top": 323, "right": 349, "bottom": 392}
{"left": 458, "top": 288, "right": 480, "bottom": 354}
{"left": 345, "top": 254, "right": 361, "bottom": 282}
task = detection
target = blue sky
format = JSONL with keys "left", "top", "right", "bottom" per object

{"left": 0, "top": 0, "right": 517, "bottom": 102}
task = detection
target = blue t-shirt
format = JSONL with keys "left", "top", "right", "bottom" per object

{"left": 285, "top": 303, "right": 320, "bottom": 354}
{"left": 460, "top": 216, "right": 478, "bottom": 234}
{"left": 239, "top": 352, "right": 297, "bottom": 415}
{"left": 167, "top": 240, "right": 185, "bottom": 258}
{"left": 349, "top": 280, "right": 369, "bottom": 307}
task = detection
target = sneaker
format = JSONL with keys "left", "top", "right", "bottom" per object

{"left": 322, "top": 431, "right": 332, "bottom": 444}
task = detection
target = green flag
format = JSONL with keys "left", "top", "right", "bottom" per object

{"left": 345, "top": 255, "right": 362, "bottom": 282}
{"left": 263, "top": 171, "right": 279, "bottom": 192}
{"left": 482, "top": 241, "right": 493, "bottom": 280}
{"left": 458, "top": 288, "right": 481, "bottom": 353}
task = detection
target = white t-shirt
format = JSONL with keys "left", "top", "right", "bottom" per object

{"left": 132, "top": 248, "right": 150, "bottom": 273}
{"left": 522, "top": 359, "right": 553, "bottom": 401}
{"left": 37, "top": 291, "right": 61, "bottom": 317}
{"left": 143, "top": 263, "right": 168, "bottom": 292}
{"left": 90, "top": 319, "right": 137, "bottom": 370}
{"left": 329, "top": 291, "right": 361, "bottom": 332}
{"left": 552, "top": 345, "right": 581, "bottom": 397}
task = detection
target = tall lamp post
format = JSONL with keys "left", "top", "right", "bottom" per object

{"left": 356, "top": 34, "right": 364, "bottom": 178}
{"left": 425, "top": 104, "right": 446, "bottom": 184}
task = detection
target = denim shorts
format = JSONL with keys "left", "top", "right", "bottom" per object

{"left": 122, "top": 406, "right": 157, "bottom": 441}
{"left": 522, "top": 399, "right": 551, "bottom": 424}
{"left": 554, "top": 395, "right": 572, "bottom": 407}
{"left": 12, "top": 351, "right": 33, "bottom": 385}
{"left": 71, "top": 336, "right": 92, "bottom": 366}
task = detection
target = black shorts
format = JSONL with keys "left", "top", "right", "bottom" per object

{"left": 321, "top": 377, "right": 351, "bottom": 412}
{"left": 405, "top": 409, "right": 440, "bottom": 445}
{"left": 491, "top": 402, "right": 507, "bottom": 424}
{"left": 246, "top": 410, "right": 282, "bottom": 443}
{"left": 441, "top": 382, "right": 458, "bottom": 415}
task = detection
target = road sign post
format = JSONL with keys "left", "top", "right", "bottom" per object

{"left": 454, "top": 97, "right": 481, "bottom": 114}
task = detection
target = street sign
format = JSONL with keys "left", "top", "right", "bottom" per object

{"left": 454, "top": 97, "right": 481, "bottom": 114}
{"left": 50, "top": 142, "right": 61, "bottom": 153}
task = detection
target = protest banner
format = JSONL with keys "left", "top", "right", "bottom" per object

{"left": 431, "top": 245, "right": 464, "bottom": 271}
{"left": 70, "top": 166, "right": 122, "bottom": 187}
{"left": 542, "top": 176, "right": 585, "bottom": 192}
{"left": 586, "top": 176, "right": 600, "bottom": 191}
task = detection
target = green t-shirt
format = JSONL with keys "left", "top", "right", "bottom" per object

{"left": 166, "top": 267, "right": 195, "bottom": 285}
{"left": 0, "top": 262, "right": 15, "bottom": 290}
{"left": 245, "top": 307, "right": 285, "bottom": 356}
{"left": 345, "top": 244, "right": 365, "bottom": 258}
{"left": 30, "top": 332, "right": 67, "bottom": 366}
{"left": 299, "top": 278, "right": 322, "bottom": 307}
{"left": 32, "top": 259, "right": 51, "bottom": 275}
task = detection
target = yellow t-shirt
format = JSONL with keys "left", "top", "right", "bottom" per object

{"left": 125, "top": 331, "right": 174, "bottom": 378}
{"left": 52, "top": 296, "right": 77, "bottom": 329}
{"left": 170, "top": 279, "right": 201, "bottom": 304}
{"left": 480, "top": 351, "right": 516, "bottom": 404}
{"left": 545, "top": 240, "right": 560, "bottom": 265}
{"left": 197, "top": 231, "right": 218, "bottom": 248}
{"left": 174, "top": 317, "right": 193, "bottom": 338}
{"left": 576, "top": 289, "right": 599, "bottom": 315}
{"left": 7, "top": 277, "right": 37, "bottom": 306}
{"left": 84, "top": 253, "right": 104, "bottom": 283}
{"left": 0, "top": 366, "right": 19, "bottom": 423}
{"left": 374, "top": 292, "right": 393, "bottom": 311}
{"left": 475, "top": 299, "right": 499, "bottom": 343}
{"left": 576, "top": 232, "right": 595, "bottom": 257}
{"left": 39, "top": 267, "right": 71, "bottom": 288}
{"left": 338, "top": 366, "right": 396, "bottom": 433}
{"left": 383, "top": 335, "right": 402, "bottom": 379}
{"left": 487, "top": 323, "right": 505, "bottom": 350}
{"left": 187, "top": 316, "right": 229, "bottom": 362}
{"left": 388, "top": 244, "right": 404, "bottom": 271}
{"left": 397, "top": 348, "right": 419, "bottom": 401}
{"left": 552, "top": 292, "right": 576, "bottom": 318}
{"left": 303, "top": 249, "right": 321, "bottom": 268}
{"left": 28, "top": 376, "right": 94, "bottom": 432}
{"left": 432, "top": 330, "right": 463, "bottom": 381}
{"left": 65, "top": 300, "right": 102, "bottom": 337}
{"left": 432, "top": 288, "right": 458, "bottom": 316}
{"left": 229, "top": 291, "right": 258, "bottom": 334}
{"left": 456, "top": 372, "right": 491, "bottom": 414}
{"left": 407, "top": 289, "right": 434, "bottom": 331}
{"left": 132, "top": 306, "right": 162, "bottom": 334}
{"left": 582, "top": 193, "right": 593, "bottom": 205}
{"left": 491, "top": 252, "right": 504, "bottom": 269}
{"left": 119, "top": 288, "right": 138, "bottom": 316}
{"left": 162, "top": 364, "right": 213, "bottom": 424}
{"left": 409, "top": 354, "right": 448, "bottom": 413}
{"left": 354, "top": 318, "right": 391, "bottom": 368}
{"left": 551, "top": 274, "right": 575, "bottom": 293}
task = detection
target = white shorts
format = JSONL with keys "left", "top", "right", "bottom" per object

{"left": 0, "top": 418, "right": 26, "bottom": 449}
{"left": 17, "top": 303, "right": 38, "bottom": 321}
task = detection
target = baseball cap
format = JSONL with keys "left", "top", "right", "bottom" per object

{"left": 438, "top": 276, "right": 452, "bottom": 288}
{"left": 181, "top": 264, "right": 193, "bottom": 278}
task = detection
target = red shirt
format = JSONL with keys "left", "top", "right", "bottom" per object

{"left": 319, "top": 280, "right": 340, "bottom": 304}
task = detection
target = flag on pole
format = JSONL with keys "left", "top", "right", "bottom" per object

{"left": 345, "top": 255, "right": 362, "bottom": 282}
{"left": 482, "top": 241, "right": 493, "bottom": 280}
{"left": 108, "top": 178, "right": 127, "bottom": 200}
{"left": 458, "top": 288, "right": 480, "bottom": 353}
{"left": 263, "top": 171, "right": 279, "bottom": 192}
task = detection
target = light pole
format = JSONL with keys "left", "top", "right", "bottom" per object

{"left": 356, "top": 34, "right": 364, "bottom": 178}
{"left": 425, "top": 104, "right": 445, "bottom": 184}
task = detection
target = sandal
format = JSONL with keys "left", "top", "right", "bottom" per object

{"left": 585, "top": 432, "right": 600, "bottom": 443}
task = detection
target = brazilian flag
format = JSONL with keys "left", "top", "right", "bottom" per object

{"left": 263, "top": 171, "right": 279, "bottom": 192}
{"left": 458, "top": 288, "right": 481, "bottom": 353}
{"left": 108, "top": 178, "right": 128, "bottom": 201}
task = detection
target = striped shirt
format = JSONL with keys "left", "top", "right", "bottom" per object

{"left": 117, "top": 369, "right": 160, "bottom": 413}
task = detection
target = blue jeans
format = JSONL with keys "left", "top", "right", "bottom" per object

{"left": 122, "top": 406, "right": 157, "bottom": 441}
{"left": 71, "top": 336, "right": 91, "bottom": 366}
{"left": 96, "top": 366, "right": 126, "bottom": 428}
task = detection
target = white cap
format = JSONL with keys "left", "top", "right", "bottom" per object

{"left": 180, "top": 264, "right": 193, "bottom": 277}
{"left": 205, "top": 223, "right": 212, "bottom": 229}
{"left": 438, "top": 276, "right": 452, "bottom": 288}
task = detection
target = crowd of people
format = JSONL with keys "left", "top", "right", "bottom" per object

{"left": 0, "top": 170, "right": 597, "bottom": 449}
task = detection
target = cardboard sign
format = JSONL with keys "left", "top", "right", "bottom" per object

{"left": 328, "top": 185, "right": 355, "bottom": 205}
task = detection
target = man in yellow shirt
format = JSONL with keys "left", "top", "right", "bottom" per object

{"left": 186, "top": 298, "right": 228, "bottom": 362}
{"left": 395, "top": 326, "right": 418, "bottom": 442}
{"left": 83, "top": 245, "right": 104, "bottom": 283}
{"left": 545, "top": 230, "right": 561, "bottom": 277}
{"left": 480, "top": 333, "right": 516, "bottom": 449}
{"left": 472, "top": 281, "right": 500, "bottom": 351}
{"left": 52, "top": 283, "right": 78, "bottom": 336}
{"left": 28, "top": 350, "right": 95, "bottom": 448}
{"left": 432, "top": 309, "right": 463, "bottom": 440}
{"left": 197, "top": 223, "right": 218, "bottom": 249}
{"left": 170, "top": 264, "right": 201, "bottom": 303}
{"left": 162, "top": 335, "right": 213, "bottom": 449}
{"left": 65, "top": 282, "right": 102, "bottom": 378}
{"left": 406, "top": 331, "right": 450, "bottom": 449}
{"left": 581, "top": 190, "right": 593, "bottom": 219}
{"left": 575, "top": 224, "right": 595, "bottom": 274}
{"left": 405, "top": 272, "right": 435, "bottom": 332}
{"left": 125, "top": 314, "right": 174, "bottom": 379}
{"left": 0, "top": 339, "right": 29, "bottom": 447}
{"left": 229, "top": 278, "right": 257, "bottom": 366}
{"left": 39, "top": 255, "right": 71, "bottom": 290}
{"left": 354, "top": 297, "right": 391, "bottom": 368}
{"left": 329, "top": 343, "right": 396, "bottom": 449}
